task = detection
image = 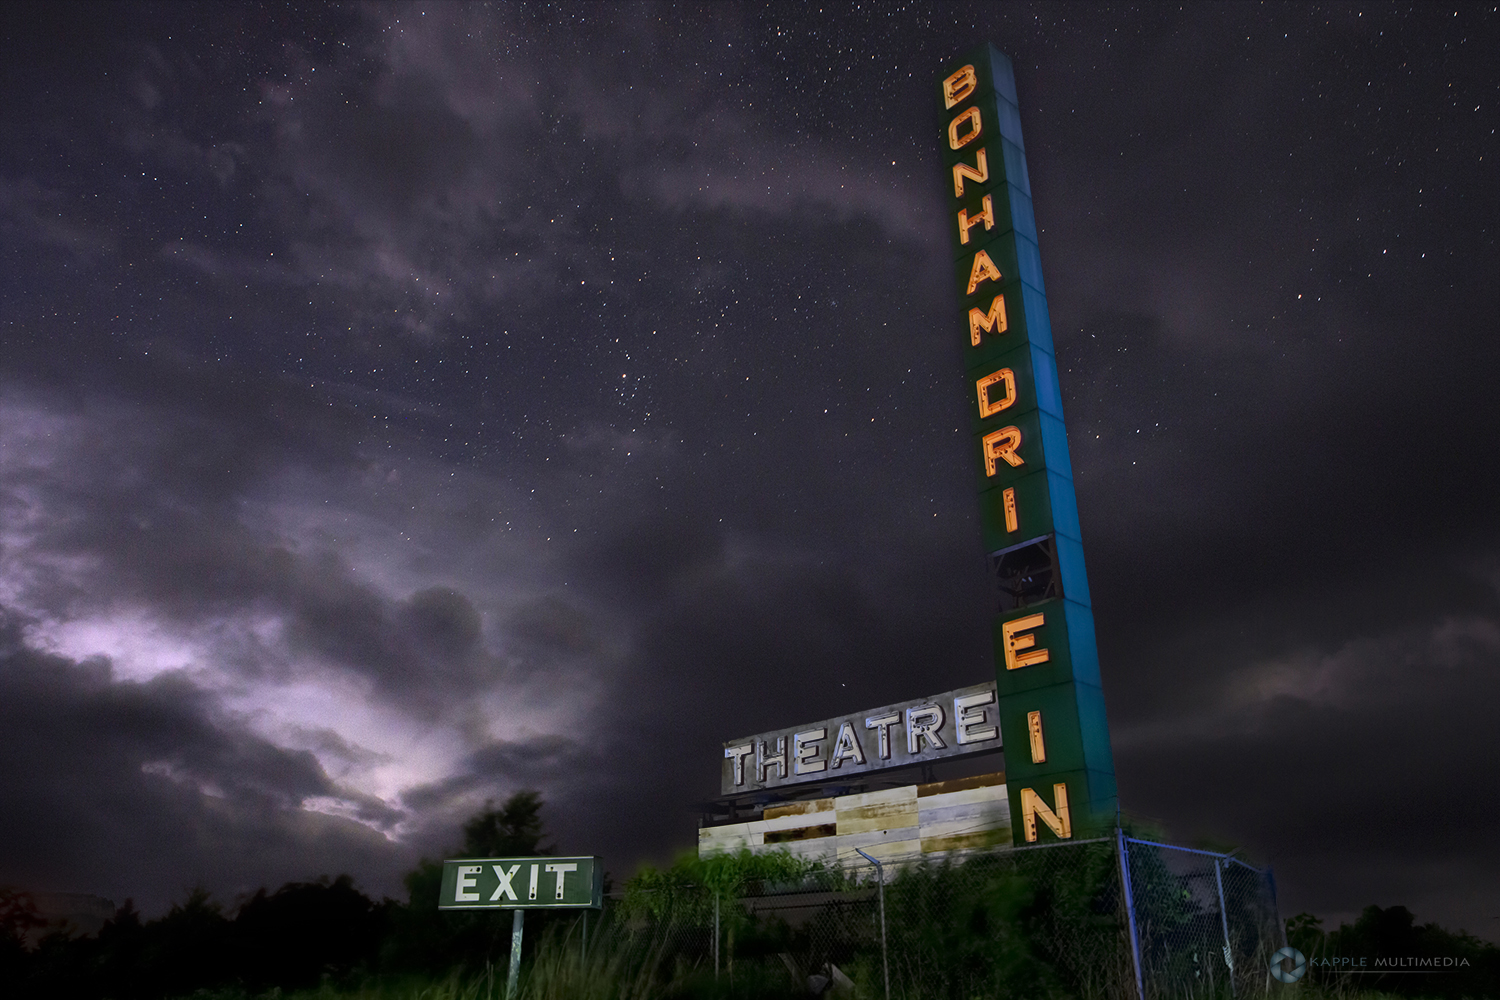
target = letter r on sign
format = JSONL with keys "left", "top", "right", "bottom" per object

{"left": 982, "top": 426, "right": 1023, "bottom": 476}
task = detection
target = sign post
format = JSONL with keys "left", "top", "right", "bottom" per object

{"left": 936, "top": 45, "right": 1119, "bottom": 843}
{"left": 439, "top": 856, "right": 604, "bottom": 997}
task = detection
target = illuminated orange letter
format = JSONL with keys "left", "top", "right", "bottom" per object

{"left": 968, "top": 294, "right": 1007, "bottom": 346}
{"left": 942, "top": 64, "right": 977, "bottom": 109}
{"left": 958, "top": 194, "right": 995, "bottom": 245}
{"left": 976, "top": 367, "right": 1016, "bottom": 418}
{"left": 1027, "top": 710, "right": 1046, "bottom": 763}
{"left": 1003, "top": 487, "right": 1018, "bottom": 533}
{"left": 1001, "top": 612, "right": 1049, "bottom": 670}
{"left": 1020, "top": 784, "right": 1072, "bottom": 842}
{"left": 982, "top": 426, "right": 1023, "bottom": 476}
{"left": 948, "top": 106, "right": 982, "bottom": 150}
{"left": 953, "top": 147, "right": 988, "bottom": 198}
{"left": 965, "top": 249, "right": 1002, "bottom": 294}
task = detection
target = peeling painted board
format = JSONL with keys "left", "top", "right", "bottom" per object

{"left": 836, "top": 788, "right": 920, "bottom": 834}
{"left": 837, "top": 808, "right": 920, "bottom": 835}
{"left": 912, "top": 791, "right": 1008, "bottom": 827}
{"left": 912, "top": 809, "right": 1008, "bottom": 839}
{"left": 916, "top": 784, "right": 1010, "bottom": 812}
{"left": 762, "top": 809, "right": 837, "bottom": 833}
{"left": 836, "top": 787, "right": 918, "bottom": 811}
{"left": 827, "top": 826, "right": 923, "bottom": 852}
{"left": 699, "top": 824, "right": 763, "bottom": 854}
{"left": 764, "top": 823, "right": 838, "bottom": 844}
{"left": 832, "top": 839, "right": 922, "bottom": 864}
{"left": 763, "top": 799, "right": 835, "bottom": 820}
{"left": 920, "top": 829, "right": 1012, "bottom": 854}
{"left": 917, "top": 771, "right": 1006, "bottom": 797}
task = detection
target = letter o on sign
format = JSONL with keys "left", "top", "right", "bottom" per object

{"left": 1269, "top": 946, "right": 1307, "bottom": 983}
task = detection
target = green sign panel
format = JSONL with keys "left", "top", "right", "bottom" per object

{"left": 438, "top": 856, "right": 603, "bottom": 910}
{"left": 937, "top": 45, "right": 1119, "bottom": 844}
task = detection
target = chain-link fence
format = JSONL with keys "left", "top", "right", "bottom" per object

{"left": 614, "top": 832, "right": 1282, "bottom": 1000}
{"left": 1119, "top": 837, "right": 1285, "bottom": 999}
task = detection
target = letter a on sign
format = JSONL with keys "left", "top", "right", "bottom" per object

{"left": 966, "top": 250, "right": 1003, "bottom": 295}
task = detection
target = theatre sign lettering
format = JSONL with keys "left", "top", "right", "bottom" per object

{"left": 721, "top": 682, "right": 1000, "bottom": 795}
{"left": 938, "top": 45, "right": 1119, "bottom": 844}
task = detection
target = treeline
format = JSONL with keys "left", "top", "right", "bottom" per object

{"left": 0, "top": 791, "right": 564, "bottom": 999}
{"left": 1286, "top": 904, "right": 1500, "bottom": 998}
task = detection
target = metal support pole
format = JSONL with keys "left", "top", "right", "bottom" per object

{"left": 506, "top": 909, "right": 524, "bottom": 998}
{"left": 1268, "top": 867, "right": 1287, "bottom": 948}
{"left": 1214, "top": 859, "right": 1236, "bottom": 996}
{"left": 714, "top": 894, "right": 721, "bottom": 979}
{"left": 855, "top": 848, "right": 889, "bottom": 1000}
{"left": 581, "top": 911, "right": 588, "bottom": 962}
{"left": 1116, "top": 828, "right": 1146, "bottom": 1000}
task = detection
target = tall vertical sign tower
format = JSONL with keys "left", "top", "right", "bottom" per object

{"left": 937, "top": 45, "right": 1118, "bottom": 844}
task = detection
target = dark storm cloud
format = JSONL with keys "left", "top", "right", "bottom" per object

{"left": 1112, "top": 604, "right": 1500, "bottom": 933}
{"left": 0, "top": 0, "right": 1496, "bottom": 936}
{"left": 0, "top": 610, "right": 409, "bottom": 913}
{"left": 402, "top": 735, "right": 585, "bottom": 817}
{"left": 0, "top": 392, "right": 402, "bottom": 676}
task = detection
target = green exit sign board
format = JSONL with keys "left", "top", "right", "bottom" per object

{"left": 936, "top": 45, "right": 1119, "bottom": 845}
{"left": 438, "top": 856, "right": 603, "bottom": 910}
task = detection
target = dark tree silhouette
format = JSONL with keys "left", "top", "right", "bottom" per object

{"left": 234, "top": 875, "right": 388, "bottom": 991}
{"left": 381, "top": 789, "right": 556, "bottom": 976}
{"left": 461, "top": 790, "right": 551, "bottom": 858}
{"left": 0, "top": 791, "right": 560, "bottom": 996}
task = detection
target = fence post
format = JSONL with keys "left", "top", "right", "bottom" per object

{"left": 1214, "top": 858, "right": 1236, "bottom": 997}
{"left": 855, "top": 848, "right": 889, "bottom": 1000}
{"left": 714, "top": 894, "right": 720, "bottom": 980}
{"left": 1267, "top": 867, "right": 1286, "bottom": 948}
{"left": 1116, "top": 829, "right": 1146, "bottom": 1000}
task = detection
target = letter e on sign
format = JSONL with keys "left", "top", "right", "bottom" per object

{"left": 455, "top": 865, "right": 482, "bottom": 902}
{"left": 955, "top": 689, "right": 998, "bottom": 745}
{"left": 1002, "top": 613, "right": 1049, "bottom": 671}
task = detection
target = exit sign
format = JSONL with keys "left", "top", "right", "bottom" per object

{"left": 438, "top": 856, "right": 603, "bottom": 910}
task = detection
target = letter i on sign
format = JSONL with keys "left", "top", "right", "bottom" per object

{"left": 1002, "top": 487, "right": 1018, "bottom": 533}
{"left": 1027, "top": 710, "right": 1046, "bottom": 763}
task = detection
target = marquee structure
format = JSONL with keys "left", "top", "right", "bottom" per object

{"left": 701, "top": 43, "right": 1118, "bottom": 857}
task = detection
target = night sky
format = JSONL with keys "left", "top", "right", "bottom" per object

{"left": 2, "top": 2, "right": 1496, "bottom": 939}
